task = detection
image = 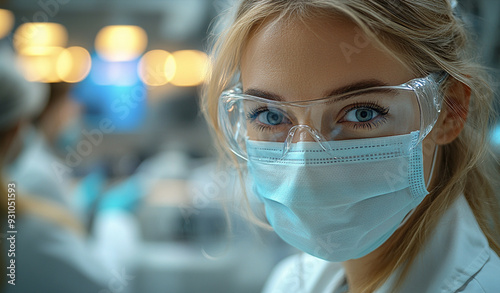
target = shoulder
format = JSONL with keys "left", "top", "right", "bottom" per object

{"left": 457, "top": 250, "right": 500, "bottom": 293}
{"left": 262, "top": 253, "right": 343, "bottom": 293}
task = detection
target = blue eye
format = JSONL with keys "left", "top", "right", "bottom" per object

{"left": 345, "top": 108, "right": 379, "bottom": 122}
{"left": 258, "top": 110, "right": 285, "bottom": 125}
{"left": 340, "top": 102, "right": 390, "bottom": 131}
{"left": 248, "top": 107, "right": 290, "bottom": 126}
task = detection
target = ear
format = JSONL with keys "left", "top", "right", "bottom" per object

{"left": 429, "top": 77, "right": 471, "bottom": 145}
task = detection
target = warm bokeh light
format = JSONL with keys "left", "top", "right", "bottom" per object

{"left": 164, "top": 53, "right": 176, "bottom": 82}
{"left": 56, "top": 46, "right": 92, "bottom": 83}
{"left": 0, "top": 9, "right": 14, "bottom": 40}
{"left": 17, "top": 46, "right": 92, "bottom": 83}
{"left": 95, "top": 25, "right": 148, "bottom": 62}
{"left": 138, "top": 50, "right": 177, "bottom": 86}
{"left": 14, "top": 23, "right": 68, "bottom": 54}
{"left": 17, "top": 47, "right": 64, "bottom": 83}
{"left": 170, "top": 50, "right": 208, "bottom": 87}
{"left": 18, "top": 46, "right": 64, "bottom": 56}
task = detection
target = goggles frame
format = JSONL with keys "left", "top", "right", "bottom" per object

{"left": 218, "top": 72, "right": 448, "bottom": 160}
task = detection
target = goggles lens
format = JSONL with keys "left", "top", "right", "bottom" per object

{"left": 218, "top": 73, "right": 445, "bottom": 160}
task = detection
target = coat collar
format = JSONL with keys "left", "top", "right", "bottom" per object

{"left": 375, "top": 195, "right": 491, "bottom": 292}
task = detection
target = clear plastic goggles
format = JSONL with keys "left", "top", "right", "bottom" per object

{"left": 218, "top": 72, "right": 447, "bottom": 160}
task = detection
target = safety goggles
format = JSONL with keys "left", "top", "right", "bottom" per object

{"left": 218, "top": 72, "right": 447, "bottom": 160}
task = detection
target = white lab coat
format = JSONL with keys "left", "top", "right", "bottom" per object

{"left": 8, "top": 127, "right": 77, "bottom": 213}
{"left": 262, "top": 195, "right": 500, "bottom": 293}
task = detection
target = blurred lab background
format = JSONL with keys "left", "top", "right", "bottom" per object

{"left": 0, "top": 0, "right": 499, "bottom": 292}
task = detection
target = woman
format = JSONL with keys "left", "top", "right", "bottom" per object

{"left": 202, "top": 0, "right": 500, "bottom": 292}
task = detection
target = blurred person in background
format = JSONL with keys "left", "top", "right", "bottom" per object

{"left": 203, "top": 0, "right": 500, "bottom": 292}
{"left": 8, "top": 81, "right": 80, "bottom": 217}
{"left": 0, "top": 43, "right": 135, "bottom": 293}
{"left": 9, "top": 78, "right": 141, "bottom": 280}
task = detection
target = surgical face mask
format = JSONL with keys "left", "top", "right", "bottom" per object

{"left": 246, "top": 131, "right": 428, "bottom": 261}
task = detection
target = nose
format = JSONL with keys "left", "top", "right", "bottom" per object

{"left": 288, "top": 125, "right": 321, "bottom": 143}
{"left": 281, "top": 125, "right": 335, "bottom": 159}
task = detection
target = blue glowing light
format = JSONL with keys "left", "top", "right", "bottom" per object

{"left": 71, "top": 53, "right": 147, "bottom": 132}
{"left": 491, "top": 124, "right": 500, "bottom": 149}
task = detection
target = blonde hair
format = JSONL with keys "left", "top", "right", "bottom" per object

{"left": 202, "top": 0, "right": 500, "bottom": 291}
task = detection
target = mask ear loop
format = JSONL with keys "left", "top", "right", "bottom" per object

{"left": 426, "top": 144, "right": 439, "bottom": 190}
{"left": 397, "top": 144, "right": 439, "bottom": 229}
{"left": 397, "top": 71, "right": 444, "bottom": 228}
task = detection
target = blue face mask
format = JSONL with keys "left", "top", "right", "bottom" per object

{"left": 246, "top": 131, "right": 429, "bottom": 262}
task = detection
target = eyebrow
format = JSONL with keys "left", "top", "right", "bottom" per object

{"left": 243, "top": 89, "right": 284, "bottom": 101}
{"left": 243, "top": 79, "right": 395, "bottom": 102}
{"left": 327, "top": 80, "right": 397, "bottom": 103}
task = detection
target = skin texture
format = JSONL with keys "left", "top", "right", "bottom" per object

{"left": 240, "top": 16, "right": 469, "bottom": 292}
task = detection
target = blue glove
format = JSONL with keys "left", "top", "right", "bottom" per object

{"left": 98, "top": 176, "right": 143, "bottom": 212}
{"left": 74, "top": 169, "right": 106, "bottom": 216}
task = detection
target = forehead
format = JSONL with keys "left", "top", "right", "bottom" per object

{"left": 240, "top": 16, "right": 414, "bottom": 101}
